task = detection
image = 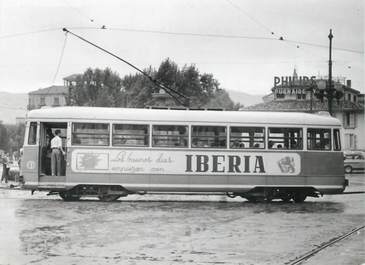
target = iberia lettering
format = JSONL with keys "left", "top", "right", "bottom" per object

{"left": 185, "top": 155, "right": 265, "bottom": 173}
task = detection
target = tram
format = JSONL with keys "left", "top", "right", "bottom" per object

{"left": 20, "top": 106, "right": 347, "bottom": 202}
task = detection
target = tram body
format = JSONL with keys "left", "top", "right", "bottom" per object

{"left": 20, "top": 107, "right": 347, "bottom": 201}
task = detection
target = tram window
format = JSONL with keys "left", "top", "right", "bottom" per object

{"left": 333, "top": 129, "right": 341, "bottom": 151}
{"left": 307, "top": 128, "right": 331, "bottom": 150}
{"left": 192, "top": 126, "right": 226, "bottom": 148}
{"left": 72, "top": 123, "right": 109, "bottom": 146}
{"left": 152, "top": 125, "right": 188, "bottom": 148}
{"left": 28, "top": 122, "right": 37, "bottom": 145}
{"left": 113, "top": 124, "right": 149, "bottom": 147}
{"left": 268, "top": 128, "right": 303, "bottom": 150}
{"left": 230, "top": 127, "right": 265, "bottom": 149}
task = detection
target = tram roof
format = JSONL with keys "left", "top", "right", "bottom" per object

{"left": 26, "top": 107, "right": 341, "bottom": 126}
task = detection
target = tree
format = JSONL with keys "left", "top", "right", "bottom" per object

{"left": 69, "top": 68, "right": 124, "bottom": 107}
{"left": 204, "top": 89, "right": 242, "bottom": 110}
{"left": 0, "top": 123, "right": 25, "bottom": 155}
{"left": 68, "top": 59, "right": 239, "bottom": 110}
{"left": 0, "top": 123, "right": 8, "bottom": 152}
{"left": 121, "top": 58, "right": 239, "bottom": 109}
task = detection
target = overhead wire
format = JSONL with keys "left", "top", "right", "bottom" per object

{"left": 285, "top": 39, "right": 363, "bottom": 54}
{"left": 0, "top": 26, "right": 362, "bottom": 54}
{"left": 0, "top": 28, "right": 61, "bottom": 40}
{"left": 67, "top": 26, "right": 364, "bottom": 54}
{"left": 52, "top": 33, "right": 68, "bottom": 84}
{"left": 224, "top": 0, "right": 276, "bottom": 36}
{"left": 63, "top": 0, "right": 97, "bottom": 25}
{"left": 223, "top": 0, "right": 363, "bottom": 55}
{"left": 69, "top": 26, "right": 276, "bottom": 41}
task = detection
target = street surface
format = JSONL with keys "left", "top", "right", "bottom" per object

{"left": 0, "top": 174, "right": 364, "bottom": 265}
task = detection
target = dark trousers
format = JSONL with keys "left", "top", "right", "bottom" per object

{"left": 1, "top": 163, "right": 8, "bottom": 183}
{"left": 51, "top": 149, "right": 61, "bottom": 176}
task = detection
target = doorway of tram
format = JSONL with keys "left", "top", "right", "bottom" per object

{"left": 39, "top": 122, "right": 68, "bottom": 180}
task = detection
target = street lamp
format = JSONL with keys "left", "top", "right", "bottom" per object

{"left": 313, "top": 29, "right": 343, "bottom": 116}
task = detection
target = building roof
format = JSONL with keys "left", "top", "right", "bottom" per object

{"left": 244, "top": 100, "right": 364, "bottom": 112}
{"left": 27, "top": 106, "right": 342, "bottom": 127}
{"left": 63, "top": 74, "right": 81, "bottom": 82}
{"left": 29, "top": 85, "right": 68, "bottom": 95}
{"left": 343, "top": 86, "right": 361, "bottom": 95}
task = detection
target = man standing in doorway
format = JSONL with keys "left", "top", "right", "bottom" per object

{"left": 51, "top": 130, "right": 65, "bottom": 176}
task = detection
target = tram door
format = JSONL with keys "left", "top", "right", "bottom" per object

{"left": 39, "top": 122, "right": 68, "bottom": 180}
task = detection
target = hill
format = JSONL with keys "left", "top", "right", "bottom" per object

{"left": 227, "top": 90, "right": 263, "bottom": 107}
{"left": 0, "top": 92, "right": 27, "bottom": 124}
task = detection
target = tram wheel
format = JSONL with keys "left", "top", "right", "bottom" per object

{"left": 98, "top": 195, "right": 121, "bottom": 202}
{"left": 245, "top": 196, "right": 258, "bottom": 203}
{"left": 293, "top": 193, "right": 307, "bottom": 203}
{"left": 245, "top": 196, "right": 266, "bottom": 203}
{"left": 59, "top": 191, "right": 81, "bottom": 201}
{"left": 280, "top": 193, "right": 292, "bottom": 203}
{"left": 280, "top": 197, "right": 292, "bottom": 203}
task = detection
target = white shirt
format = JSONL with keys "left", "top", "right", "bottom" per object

{"left": 51, "top": 135, "right": 63, "bottom": 149}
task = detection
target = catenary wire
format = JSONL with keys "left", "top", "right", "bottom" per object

{"left": 0, "top": 28, "right": 61, "bottom": 39}
{"left": 52, "top": 33, "right": 68, "bottom": 85}
{"left": 67, "top": 26, "right": 364, "bottom": 54}
{"left": 0, "top": 26, "right": 362, "bottom": 54}
{"left": 224, "top": 0, "right": 276, "bottom": 36}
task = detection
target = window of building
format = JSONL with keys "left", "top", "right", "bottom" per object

{"left": 40, "top": 97, "right": 45, "bottom": 106}
{"left": 345, "top": 133, "right": 357, "bottom": 150}
{"left": 354, "top": 95, "right": 357, "bottom": 102}
{"left": 347, "top": 93, "right": 351, "bottom": 101}
{"left": 53, "top": 97, "right": 60, "bottom": 106}
{"left": 276, "top": 94, "right": 285, "bottom": 99}
{"left": 28, "top": 122, "right": 37, "bottom": 145}
{"left": 333, "top": 129, "right": 341, "bottom": 151}
{"left": 268, "top": 128, "right": 303, "bottom": 150}
{"left": 152, "top": 125, "right": 188, "bottom": 148}
{"left": 344, "top": 112, "right": 356, "bottom": 128}
{"left": 72, "top": 123, "right": 109, "bottom": 146}
{"left": 113, "top": 124, "right": 149, "bottom": 147}
{"left": 192, "top": 126, "right": 226, "bottom": 148}
{"left": 307, "top": 128, "right": 331, "bottom": 150}
{"left": 230, "top": 127, "right": 265, "bottom": 149}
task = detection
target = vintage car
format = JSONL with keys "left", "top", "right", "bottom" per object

{"left": 344, "top": 151, "right": 365, "bottom": 173}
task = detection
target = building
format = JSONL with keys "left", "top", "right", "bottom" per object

{"left": 28, "top": 85, "right": 68, "bottom": 110}
{"left": 63, "top": 74, "right": 80, "bottom": 87}
{"left": 245, "top": 70, "right": 364, "bottom": 150}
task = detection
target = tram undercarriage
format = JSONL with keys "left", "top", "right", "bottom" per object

{"left": 227, "top": 187, "right": 322, "bottom": 203}
{"left": 46, "top": 184, "right": 323, "bottom": 203}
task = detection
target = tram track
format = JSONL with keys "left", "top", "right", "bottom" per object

{"left": 286, "top": 225, "right": 365, "bottom": 265}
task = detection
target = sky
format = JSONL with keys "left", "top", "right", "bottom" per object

{"left": 0, "top": 0, "right": 364, "bottom": 96}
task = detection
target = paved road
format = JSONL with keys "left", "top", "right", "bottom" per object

{"left": 0, "top": 174, "right": 364, "bottom": 265}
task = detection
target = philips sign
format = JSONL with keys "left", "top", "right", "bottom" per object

{"left": 274, "top": 76, "right": 316, "bottom": 87}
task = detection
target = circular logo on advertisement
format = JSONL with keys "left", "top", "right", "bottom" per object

{"left": 26, "top": 161, "right": 35, "bottom": 170}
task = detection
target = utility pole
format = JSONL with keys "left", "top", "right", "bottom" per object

{"left": 327, "top": 29, "right": 334, "bottom": 116}
{"left": 314, "top": 29, "right": 343, "bottom": 116}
